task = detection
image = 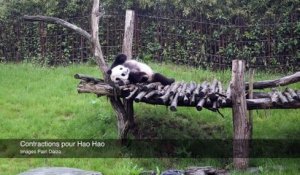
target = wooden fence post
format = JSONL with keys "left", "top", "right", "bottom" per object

{"left": 231, "top": 60, "right": 250, "bottom": 170}
{"left": 122, "top": 10, "right": 135, "bottom": 59}
{"left": 122, "top": 10, "right": 136, "bottom": 130}
{"left": 248, "top": 68, "right": 255, "bottom": 139}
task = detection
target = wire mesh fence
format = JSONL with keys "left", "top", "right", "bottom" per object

{"left": 0, "top": 10, "right": 299, "bottom": 71}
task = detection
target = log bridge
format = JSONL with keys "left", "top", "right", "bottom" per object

{"left": 75, "top": 71, "right": 300, "bottom": 111}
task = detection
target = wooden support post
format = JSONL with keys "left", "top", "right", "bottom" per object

{"left": 122, "top": 10, "right": 136, "bottom": 133}
{"left": 231, "top": 60, "right": 250, "bottom": 170}
{"left": 248, "top": 69, "right": 255, "bottom": 140}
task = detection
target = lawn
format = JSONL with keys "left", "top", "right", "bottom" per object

{"left": 0, "top": 62, "right": 299, "bottom": 175}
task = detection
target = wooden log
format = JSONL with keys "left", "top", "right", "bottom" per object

{"left": 277, "top": 91, "right": 288, "bottom": 104}
{"left": 296, "top": 90, "right": 300, "bottom": 99}
{"left": 245, "top": 71, "right": 300, "bottom": 89}
{"left": 217, "top": 96, "right": 223, "bottom": 106}
{"left": 170, "top": 85, "right": 183, "bottom": 111}
{"left": 159, "top": 83, "right": 175, "bottom": 104}
{"left": 143, "top": 82, "right": 161, "bottom": 91}
{"left": 199, "top": 82, "right": 209, "bottom": 97}
{"left": 208, "top": 79, "right": 218, "bottom": 100}
{"left": 245, "top": 98, "right": 300, "bottom": 109}
{"left": 222, "top": 97, "right": 227, "bottom": 106}
{"left": 286, "top": 88, "right": 299, "bottom": 100}
{"left": 143, "top": 90, "right": 159, "bottom": 100}
{"left": 183, "top": 95, "right": 190, "bottom": 104}
{"left": 170, "top": 82, "right": 181, "bottom": 95}
{"left": 225, "top": 82, "right": 232, "bottom": 103}
{"left": 178, "top": 83, "right": 188, "bottom": 100}
{"left": 190, "top": 82, "right": 198, "bottom": 105}
{"left": 186, "top": 81, "right": 196, "bottom": 97}
{"left": 252, "top": 92, "right": 271, "bottom": 99}
{"left": 217, "top": 81, "right": 223, "bottom": 94}
{"left": 271, "top": 92, "right": 279, "bottom": 104}
{"left": 125, "top": 87, "right": 139, "bottom": 100}
{"left": 211, "top": 79, "right": 218, "bottom": 89}
{"left": 206, "top": 98, "right": 212, "bottom": 106}
{"left": 196, "top": 98, "right": 206, "bottom": 111}
{"left": 231, "top": 60, "right": 249, "bottom": 170}
{"left": 193, "top": 84, "right": 202, "bottom": 97}
{"left": 251, "top": 90, "right": 300, "bottom": 100}
{"left": 191, "top": 93, "right": 196, "bottom": 105}
{"left": 191, "top": 81, "right": 197, "bottom": 92}
{"left": 157, "top": 85, "right": 164, "bottom": 91}
{"left": 160, "top": 85, "right": 170, "bottom": 95}
{"left": 135, "top": 91, "right": 148, "bottom": 102}
{"left": 121, "top": 85, "right": 135, "bottom": 91}
{"left": 210, "top": 101, "right": 217, "bottom": 111}
{"left": 168, "top": 94, "right": 175, "bottom": 105}
{"left": 77, "top": 82, "right": 115, "bottom": 96}
{"left": 74, "top": 74, "right": 103, "bottom": 83}
{"left": 140, "top": 95, "right": 300, "bottom": 110}
{"left": 283, "top": 92, "right": 294, "bottom": 102}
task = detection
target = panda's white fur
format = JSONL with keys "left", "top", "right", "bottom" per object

{"left": 110, "top": 60, "right": 154, "bottom": 84}
{"left": 123, "top": 60, "right": 153, "bottom": 77}
{"left": 110, "top": 65, "right": 130, "bottom": 84}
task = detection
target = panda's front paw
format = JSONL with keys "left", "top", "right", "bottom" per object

{"left": 118, "top": 80, "right": 130, "bottom": 86}
{"left": 141, "top": 75, "right": 149, "bottom": 82}
{"left": 118, "top": 81, "right": 125, "bottom": 86}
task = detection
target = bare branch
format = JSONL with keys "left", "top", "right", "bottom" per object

{"left": 23, "top": 4, "right": 109, "bottom": 76}
{"left": 246, "top": 72, "right": 300, "bottom": 89}
{"left": 23, "top": 15, "right": 91, "bottom": 41}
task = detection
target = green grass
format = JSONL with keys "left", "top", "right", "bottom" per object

{"left": 0, "top": 62, "right": 299, "bottom": 175}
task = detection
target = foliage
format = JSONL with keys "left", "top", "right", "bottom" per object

{"left": 0, "top": 0, "right": 299, "bottom": 70}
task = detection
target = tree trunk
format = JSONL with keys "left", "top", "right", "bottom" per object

{"left": 231, "top": 60, "right": 250, "bottom": 170}
{"left": 122, "top": 10, "right": 135, "bottom": 59}
{"left": 121, "top": 10, "right": 136, "bottom": 135}
{"left": 90, "top": 0, "right": 130, "bottom": 139}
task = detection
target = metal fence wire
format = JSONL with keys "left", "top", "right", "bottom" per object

{"left": 0, "top": 11, "right": 299, "bottom": 71}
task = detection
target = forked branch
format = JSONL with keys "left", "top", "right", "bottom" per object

{"left": 23, "top": 12, "right": 108, "bottom": 75}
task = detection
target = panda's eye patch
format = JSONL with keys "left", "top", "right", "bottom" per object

{"left": 121, "top": 73, "right": 125, "bottom": 76}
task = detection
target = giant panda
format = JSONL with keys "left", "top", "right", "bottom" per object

{"left": 107, "top": 54, "right": 175, "bottom": 85}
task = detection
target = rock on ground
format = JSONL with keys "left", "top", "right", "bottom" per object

{"left": 18, "top": 167, "right": 103, "bottom": 175}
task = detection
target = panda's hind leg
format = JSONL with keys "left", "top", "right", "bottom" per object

{"left": 129, "top": 72, "right": 149, "bottom": 84}
{"left": 152, "top": 73, "right": 175, "bottom": 85}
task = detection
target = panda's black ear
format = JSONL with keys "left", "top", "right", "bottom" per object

{"left": 107, "top": 69, "right": 112, "bottom": 75}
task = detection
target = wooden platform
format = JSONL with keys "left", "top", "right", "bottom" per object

{"left": 75, "top": 74, "right": 300, "bottom": 111}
